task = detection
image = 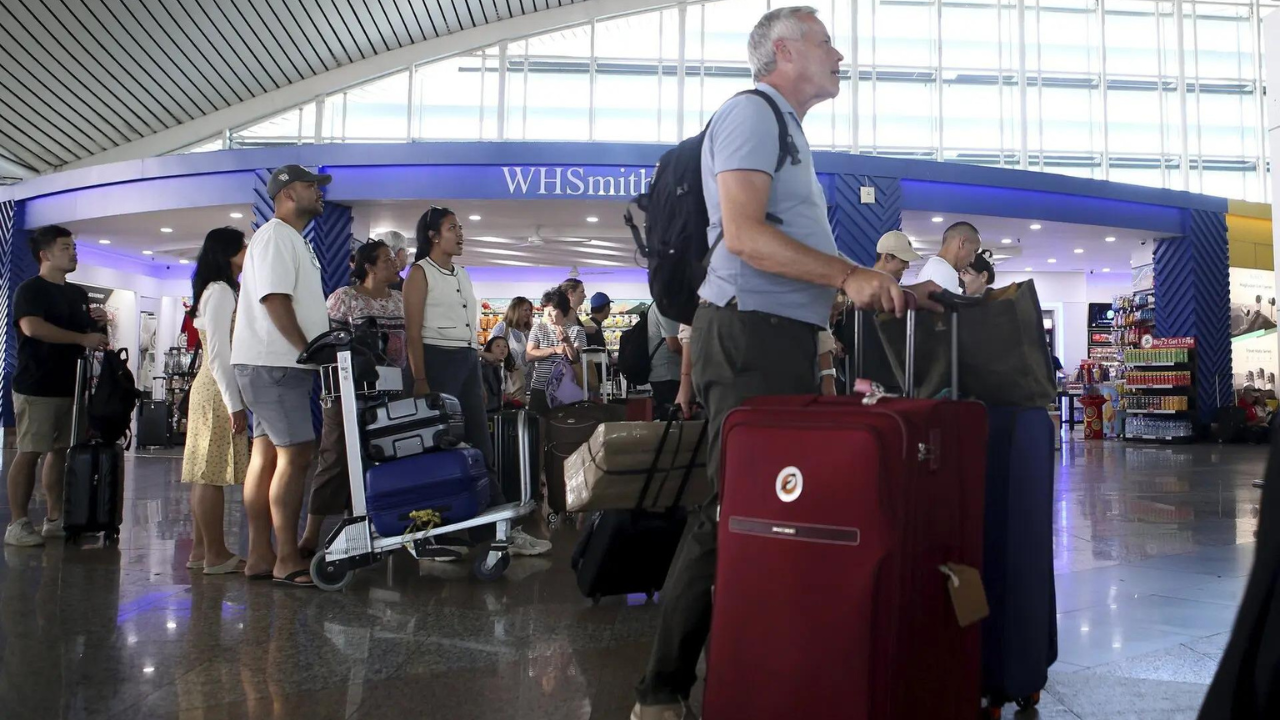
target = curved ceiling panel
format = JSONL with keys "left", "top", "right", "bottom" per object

{"left": 0, "top": 0, "right": 585, "bottom": 179}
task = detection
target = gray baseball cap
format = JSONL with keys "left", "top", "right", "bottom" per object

{"left": 267, "top": 164, "right": 332, "bottom": 199}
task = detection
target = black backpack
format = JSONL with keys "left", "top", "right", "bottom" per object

{"left": 616, "top": 305, "right": 663, "bottom": 387}
{"left": 625, "top": 89, "right": 799, "bottom": 325}
{"left": 89, "top": 349, "right": 141, "bottom": 446}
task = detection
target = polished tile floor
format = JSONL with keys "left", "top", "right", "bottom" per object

{"left": 0, "top": 436, "right": 1267, "bottom": 720}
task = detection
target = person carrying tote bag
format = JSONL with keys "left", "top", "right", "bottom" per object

{"left": 875, "top": 281, "right": 1057, "bottom": 407}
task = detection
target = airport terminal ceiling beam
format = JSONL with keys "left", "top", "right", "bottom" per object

{"left": 59, "top": 0, "right": 678, "bottom": 173}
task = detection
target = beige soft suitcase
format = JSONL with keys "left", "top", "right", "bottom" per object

{"left": 564, "top": 420, "right": 709, "bottom": 512}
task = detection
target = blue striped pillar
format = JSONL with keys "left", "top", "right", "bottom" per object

{"left": 250, "top": 170, "right": 353, "bottom": 437}
{"left": 823, "top": 173, "right": 903, "bottom": 266}
{"left": 1153, "top": 209, "right": 1231, "bottom": 425}
{"left": 0, "top": 200, "right": 36, "bottom": 428}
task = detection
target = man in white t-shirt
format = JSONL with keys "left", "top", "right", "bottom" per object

{"left": 232, "top": 164, "right": 331, "bottom": 587}
{"left": 915, "top": 221, "right": 982, "bottom": 294}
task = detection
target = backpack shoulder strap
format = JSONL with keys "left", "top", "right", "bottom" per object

{"left": 737, "top": 88, "right": 800, "bottom": 173}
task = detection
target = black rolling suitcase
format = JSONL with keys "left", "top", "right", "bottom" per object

{"left": 137, "top": 400, "right": 170, "bottom": 448}
{"left": 571, "top": 412, "right": 707, "bottom": 603}
{"left": 981, "top": 406, "right": 1058, "bottom": 715}
{"left": 489, "top": 409, "right": 539, "bottom": 504}
{"left": 64, "top": 352, "right": 125, "bottom": 543}
{"left": 543, "top": 401, "right": 627, "bottom": 523}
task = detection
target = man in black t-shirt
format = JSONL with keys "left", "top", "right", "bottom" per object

{"left": 5, "top": 225, "right": 107, "bottom": 547}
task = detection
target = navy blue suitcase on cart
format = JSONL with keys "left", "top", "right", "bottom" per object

{"left": 364, "top": 447, "right": 490, "bottom": 537}
{"left": 981, "top": 406, "right": 1059, "bottom": 714}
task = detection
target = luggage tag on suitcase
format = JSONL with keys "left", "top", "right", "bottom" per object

{"left": 941, "top": 563, "right": 989, "bottom": 628}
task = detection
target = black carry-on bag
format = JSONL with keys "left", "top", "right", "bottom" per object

{"left": 63, "top": 351, "right": 126, "bottom": 544}
{"left": 571, "top": 409, "right": 708, "bottom": 604}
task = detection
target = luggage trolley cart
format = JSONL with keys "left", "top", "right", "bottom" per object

{"left": 308, "top": 341, "right": 538, "bottom": 590}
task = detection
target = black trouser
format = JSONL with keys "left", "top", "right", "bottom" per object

{"left": 650, "top": 379, "right": 681, "bottom": 420}
{"left": 635, "top": 303, "right": 819, "bottom": 705}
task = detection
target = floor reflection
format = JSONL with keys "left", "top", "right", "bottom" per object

{"left": 0, "top": 439, "right": 1268, "bottom": 719}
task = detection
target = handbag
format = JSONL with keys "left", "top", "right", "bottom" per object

{"left": 875, "top": 280, "right": 1057, "bottom": 407}
{"left": 546, "top": 358, "right": 588, "bottom": 408}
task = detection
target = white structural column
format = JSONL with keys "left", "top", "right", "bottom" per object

{"left": 1176, "top": 0, "right": 1191, "bottom": 189}
{"left": 1017, "top": 0, "right": 1028, "bottom": 170}
{"left": 496, "top": 42, "right": 508, "bottom": 140}
{"left": 1265, "top": 11, "right": 1280, "bottom": 358}
{"left": 850, "top": 0, "right": 858, "bottom": 153}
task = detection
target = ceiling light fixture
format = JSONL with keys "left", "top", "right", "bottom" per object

{"left": 98, "top": 239, "right": 110, "bottom": 245}
{"left": 1024, "top": 267, "right": 1033, "bottom": 271}
{"left": 468, "top": 247, "right": 531, "bottom": 257}
{"left": 1047, "top": 258, "right": 1057, "bottom": 263}
{"left": 229, "top": 212, "right": 243, "bottom": 219}
{"left": 472, "top": 236, "right": 518, "bottom": 244}
{"left": 992, "top": 254, "right": 1010, "bottom": 259}
{"left": 179, "top": 259, "right": 190, "bottom": 264}
{"left": 491, "top": 260, "right": 536, "bottom": 266}
{"left": 1074, "top": 248, "right": 1084, "bottom": 254}
{"left": 580, "top": 259, "right": 623, "bottom": 266}
{"left": 469, "top": 215, "right": 482, "bottom": 221}
{"left": 931, "top": 216, "right": 944, "bottom": 223}
{"left": 586, "top": 216, "right": 599, "bottom": 223}
{"left": 574, "top": 247, "right": 627, "bottom": 256}
{"left": 1104, "top": 236, "right": 1116, "bottom": 242}
{"left": 142, "top": 250, "right": 153, "bottom": 255}
{"left": 160, "top": 227, "right": 173, "bottom": 233}
{"left": 1001, "top": 238, "right": 1012, "bottom": 244}
{"left": 1103, "top": 268, "right": 1111, "bottom": 272}
{"left": 1030, "top": 223, "right": 1042, "bottom": 230}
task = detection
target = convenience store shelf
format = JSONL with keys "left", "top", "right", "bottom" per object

{"left": 1127, "top": 363, "right": 1186, "bottom": 368}
{"left": 1127, "top": 385, "right": 1191, "bottom": 390}
{"left": 1126, "top": 409, "right": 1187, "bottom": 415}
{"left": 1124, "top": 434, "right": 1195, "bottom": 444}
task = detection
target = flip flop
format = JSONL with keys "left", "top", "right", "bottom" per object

{"left": 186, "top": 560, "right": 205, "bottom": 569}
{"left": 273, "top": 569, "right": 315, "bottom": 588}
{"left": 203, "top": 555, "right": 246, "bottom": 575}
{"left": 247, "top": 571, "right": 273, "bottom": 581}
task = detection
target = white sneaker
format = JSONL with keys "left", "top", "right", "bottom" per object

{"left": 508, "top": 527, "right": 552, "bottom": 556}
{"left": 42, "top": 516, "right": 64, "bottom": 538}
{"left": 5, "top": 519, "right": 45, "bottom": 547}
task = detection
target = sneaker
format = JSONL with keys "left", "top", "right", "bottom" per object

{"left": 42, "top": 516, "right": 64, "bottom": 538}
{"left": 5, "top": 519, "right": 45, "bottom": 547}
{"left": 508, "top": 527, "right": 552, "bottom": 556}
{"left": 631, "top": 702, "right": 697, "bottom": 720}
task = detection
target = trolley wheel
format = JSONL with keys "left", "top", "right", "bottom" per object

{"left": 473, "top": 551, "right": 510, "bottom": 582}
{"left": 547, "top": 511, "right": 559, "bottom": 525}
{"left": 104, "top": 530, "right": 120, "bottom": 545}
{"left": 310, "top": 551, "right": 355, "bottom": 592}
{"left": 1015, "top": 692, "right": 1041, "bottom": 710}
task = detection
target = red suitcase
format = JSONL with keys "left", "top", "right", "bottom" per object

{"left": 703, "top": 301, "right": 987, "bottom": 720}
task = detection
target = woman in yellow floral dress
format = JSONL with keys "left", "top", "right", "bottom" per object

{"left": 180, "top": 227, "right": 249, "bottom": 575}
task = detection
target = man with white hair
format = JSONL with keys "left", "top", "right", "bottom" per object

{"left": 631, "top": 7, "right": 941, "bottom": 719}
{"left": 375, "top": 230, "right": 410, "bottom": 291}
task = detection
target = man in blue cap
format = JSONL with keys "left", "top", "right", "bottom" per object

{"left": 584, "top": 292, "right": 612, "bottom": 351}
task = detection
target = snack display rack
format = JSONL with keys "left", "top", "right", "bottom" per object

{"left": 1121, "top": 337, "right": 1197, "bottom": 443}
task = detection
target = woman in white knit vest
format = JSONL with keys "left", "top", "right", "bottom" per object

{"left": 402, "top": 207, "right": 551, "bottom": 557}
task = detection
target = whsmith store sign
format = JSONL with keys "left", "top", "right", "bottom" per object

{"left": 328, "top": 165, "right": 658, "bottom": 201}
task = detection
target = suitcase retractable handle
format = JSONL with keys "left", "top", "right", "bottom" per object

{"left": 845, "top": 289, "right": 967, "bottom": 401}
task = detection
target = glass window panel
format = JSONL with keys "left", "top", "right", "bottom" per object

{"left": 942, "top": 81, "right": 1001, "bottom": 149}
{"left": 1107, "top": 163, "right": 1166, "bottom": 189}
{"left": 874, "top": 0, "right": 935, "bottom": 67}
{"left": 660, "top": 9, "right": 680, "bottom": 61}
{"left": 806, "top": 91, "right": 836, "bottom": 148}
{"left": 595, "top": 72, "right": 661, "bottom": 142}
{"left": 857, "top": 0, "right": 874, "bottom": 66}
{"left": 834, "top": 78, "right": 855, "bottom": 148}
{"left": 524, "top": 71, "right": 591, "bottom": 140}
{"left": 874, "top": 79, "right": 936, "bottom": 148}
{"left": 506, "top": 44, "right": 529, "bottom": 140}
{"left": 1197, "top": 92, "right": 1256, "bottom": 156}
{"left": 1106, "top": 87, "right": 1163, "bottom": 154}
{"left": 1201, "top": 167, "right": 1250, "bottom": 199}
{"left": 1001, "top": 81, "right": 1020, "bottom": 157}
{"left": 827, "top": 0, "right": 854, "bottom": 67}
{"left": 299, "top": 102, "right": 316, "bottom": 143}
{"left": 414, "top": 56, "right": 487, "bottom": 140}
{"left": 1034, "top": 85, "right": 1102, "bottom": 152}
{"left": 685, "top": 4, "right": 706, "bottom": 63}
{"left": 942, "top": 4, "right": 1001, "bottom": 71}
{"left": 1038, "top": 8, "right": 1099, "bottom": 73}
{"left": 597, "top": 13, "right": 661, "bottom": 60}
{"left": 1193, "top": 6, "right": 1254, "bottom": 79}
{"left": 340, "top": 71, "right": 409, "bottom": 140}
{"left": 660, "top": 64, "right": 679, "bottom": 142}
{"left": 321, "top": 94, "right": 344, "bottom": 141}
{"left": 1104, "top": 6, "right": 1160, "bottom": 77}
{"left": 1045, "top": 164, "right": 1103, "bottom": 180}
{"left": 702, "top": 0, "right": 769, "bottom": 63}
{"left": 1163, "top": 89, "right": 1182, "bottom": 159}
{"left": 858, "top": 77, "right": 874, "bottom": 148}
